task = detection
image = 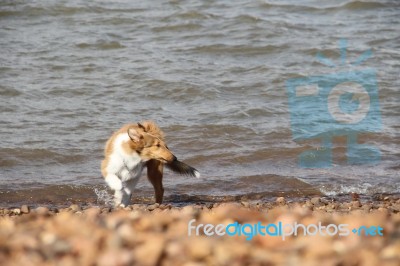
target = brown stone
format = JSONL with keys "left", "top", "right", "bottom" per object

{"left": 310, "top": 197, "right": 322, "bottom": 206}
{"left": 0, "top": 199, "right": 399, "bottom": 265}
{"left": 12, "top": 208, "right": 21, "bottom": 215}
{"left": 351, "top": 192, "right": 360, "bottom": 201}
{"left": 241, "top": 201, "right": 250, "bottom": 208}
{"left": 20, "top": 205, "right": 30, "bottom": 214}
{"left": 380, "top": 243, "right": 400, "bottom": 260}
{"left": 361, "top": 203, "right": 372, "bottom": 212}
{"left": 276, "top": 197, "right": 286, "bottom": 205}
{"left": 133, "top": 235, "right": 165, "bottom": 266}
{"left": 159, "top": 204, "right": 172, "bottom": 210}
{"left": 303, "top": 236, "right": 335, "bottom": 259}
{"left": 165, "top": 241, "right": 184, "bottom": 258}
{"left": 351, "top": 201, "right": 361, "bottom": 209}
{"left": 69, "top": 204, "right": 82, "bottom": 212}
{"left": 303, "top": 200, "right": 314, "bottom": 211}
{"left": 147, "top": 203, "right": 160, "bottom": 211}
{"left": 97, "top": 250, "right": 133, "bottom": 266}
{"left": 187, "top": 238, "right": 212, "bottom": 260}
{"left": 101, "top": 207, "right": 111, "bottom": 213}
{"left": 84, "top": 207, "right": 101, "bottom": 220}
{"left": 35, "top": 206, "right": 50, "bottom": 215}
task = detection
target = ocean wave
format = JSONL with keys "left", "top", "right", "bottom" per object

{"left": 0, "top": 86, "right": 22, "bottom": 97}
{"left": 259, "top": 0, "right": 390, "bottom": 11}
{"left": 152, "top": 23, "right": 203, "bottom": 33}
{"left": 0, "top": 148, "right": 86, "bottom": 166}
{"left": 75, "top": 41, "right": 125, "bottom": 50}
{"left": 319, "top": 182, "right": 400, "bottom": 196}
{"left": 183, "top": 44, "right": 286, "bottom": 55}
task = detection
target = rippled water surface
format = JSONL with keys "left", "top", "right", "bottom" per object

{"left": 1, "top": 0, "right": 399, "bottom": 205}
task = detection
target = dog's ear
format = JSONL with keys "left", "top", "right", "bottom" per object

{"left": 128, "top": 127, "right": 142, "bottom": 142}
{"left": 137, "top": 122, "right": 146, "bottom": 131}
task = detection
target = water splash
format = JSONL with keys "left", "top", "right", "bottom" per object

{"left": 94, "top": 188, "right": 114, "bottom": 206}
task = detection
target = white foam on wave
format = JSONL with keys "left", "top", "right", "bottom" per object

{"left": 319, "top": 182, "right": 400, "bottom": 197}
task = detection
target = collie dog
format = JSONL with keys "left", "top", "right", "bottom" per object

{"left": 101, "top": 121, "right": 200, "bottom": 207}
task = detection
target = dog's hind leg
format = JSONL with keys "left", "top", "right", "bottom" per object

{"left": 147, "top": 159, "right": 164, "bottom": 204}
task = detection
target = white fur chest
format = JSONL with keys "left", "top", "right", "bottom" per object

{"left": 107, "top": 133, "right": 145, "bottom": 182}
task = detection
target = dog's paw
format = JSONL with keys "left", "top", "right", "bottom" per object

{"left": 118, "top": 203, "right": 127, "bottom": 208}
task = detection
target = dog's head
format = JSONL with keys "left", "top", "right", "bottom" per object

{"left": 127, "top": 122, "right": 176, "bottom": 163}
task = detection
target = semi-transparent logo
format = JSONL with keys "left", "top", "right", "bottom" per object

{"left": 188, "top": 219, "right": 384, "bottom": 241}
{"left": 286, "top": 40, "right": 381, "bottom": 168}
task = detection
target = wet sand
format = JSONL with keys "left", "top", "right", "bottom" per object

{"left": 1, "top": 196, "right": 399, "bottom": 266}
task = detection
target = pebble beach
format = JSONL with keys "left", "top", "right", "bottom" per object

{"left": 2, "top": 1, "right": 399, "bottom": 265}
{"left": 1, "top": 196, "right": 399, "bottom": 266}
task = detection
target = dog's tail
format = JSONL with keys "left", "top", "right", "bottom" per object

{"left": 166, "top": 160, "right": 200, "bottom": 178}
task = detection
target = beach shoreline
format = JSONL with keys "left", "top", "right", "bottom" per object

{"left": 1, "top": 196, "right": 399, "bottom": 265}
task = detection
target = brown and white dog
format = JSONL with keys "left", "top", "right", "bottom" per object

{"left": 101, "top": 121, "right": 200, "bottom": 207}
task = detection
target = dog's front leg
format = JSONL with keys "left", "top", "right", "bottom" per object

{"left": 147, "top": 159, "right": 164, "bottom": 204}
{"left": 121, "top": 177, "right": 141, "bottom": 207}
{"left": 105, "top": 174, "right": 126, "bottom": 207}
{"left": 114, "top": 188, "right": 132, "bottom": 208}
{"left": 114, "top": 189, "right": 124, "bottom": 207}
